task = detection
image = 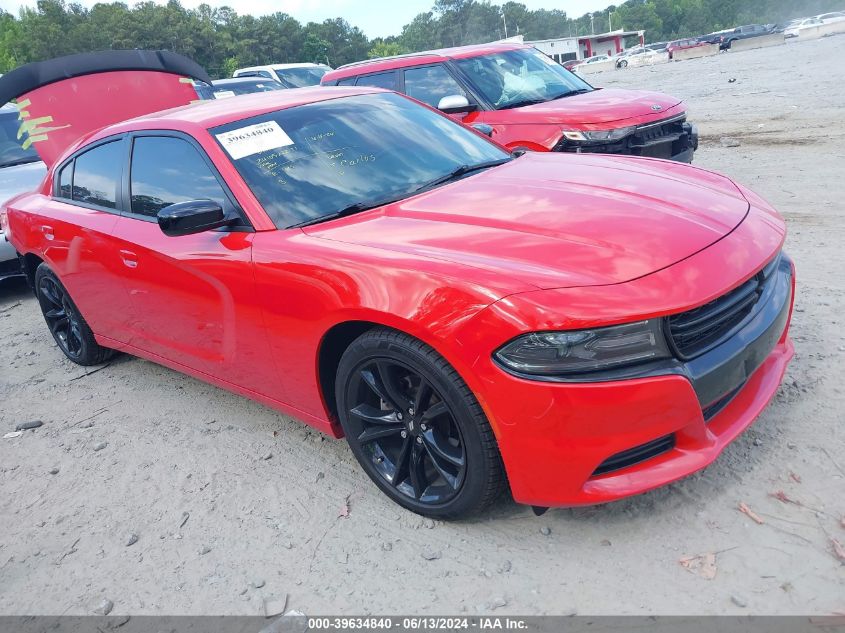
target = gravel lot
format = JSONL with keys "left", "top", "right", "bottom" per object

{"left": 1, "top": 36, "right": 844, "bottom": 617}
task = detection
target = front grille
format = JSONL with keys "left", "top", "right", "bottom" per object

{"left": 554, "top": 114, "right": 691, "bottom": 160}
{"left": 592, "top": 434, "right": 675, "bottom": 476}
{"left": 634, "top": 117, "right": 685, "bottom": 145}
{"left": 667, "top": 255, "right": 780, "bottom": 359}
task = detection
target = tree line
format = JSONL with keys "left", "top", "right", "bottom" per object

{"left": 1, "top": 0, "right": 843, "bottom": 76}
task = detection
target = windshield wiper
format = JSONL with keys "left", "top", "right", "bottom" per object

{"left": 410, "top": 158, "right": 512, "bottom": 192}
{"left": 498, "top": 98, "right": 548, "bottom": 110}
{"left": 289, "top": 158, "right": 511, "bottom": 229}
{"left": 550, "top": 88, "right": 592, "bottom": 100}
{"left": 289, "top": 192, "right": 410, "bottom": 228}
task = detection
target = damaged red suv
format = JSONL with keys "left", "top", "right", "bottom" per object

{"left": 1, "top": 51, "right": 792, "bottom": 518}
{"left": 322, "top": 42, "right": 698, "bottom": 162}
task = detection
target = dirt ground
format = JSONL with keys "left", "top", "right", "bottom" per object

{"left": 1, "top": 36, "right": 844, "bottom": 617}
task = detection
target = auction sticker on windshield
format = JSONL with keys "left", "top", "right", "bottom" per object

{"left": 216, "top": 121, "right": 294, "bottom": 160}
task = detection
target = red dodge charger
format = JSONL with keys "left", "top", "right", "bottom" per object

{"left": 1, "top": 51, "right": 794, "bottom": 518}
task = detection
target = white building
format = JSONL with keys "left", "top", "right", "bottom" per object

{"left": 528, "top": 30, "right": 646, "bottom": 63}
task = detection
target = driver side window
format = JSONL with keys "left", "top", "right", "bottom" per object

{"left": 129, "top": 136, "right": 233, "bottom": 218}
{"left": 403, "top": 65, "right": 467, "bottom": 108}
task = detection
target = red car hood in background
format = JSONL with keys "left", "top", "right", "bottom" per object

{"left": 0, "top": 50, "right": 211, "bottom": 168}
{"left": 489, "top": 88, "right": 684, "bottom": 127}
{"left": 305, "top": 154, "right": 749, "bottom": 290}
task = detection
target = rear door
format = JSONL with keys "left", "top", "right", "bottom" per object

{"left": 36, "top": 137, "right": 135, "bottom": 344}
{"left": 108, "top": 132, "right": 282, "bottom": 397}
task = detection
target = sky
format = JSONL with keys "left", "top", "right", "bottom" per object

{"left": 0, "top": 0, "right": 612, "bottom": 38}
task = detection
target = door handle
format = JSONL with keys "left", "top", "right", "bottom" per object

{"left": 119, "top": 250, "right": 138, "bottom": 269}
{"left": 40, "top": 225, "right": 54, "bottom": 240}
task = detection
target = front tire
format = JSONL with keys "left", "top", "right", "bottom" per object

{"left": 336, "top": 328, "right": 506, "bottom": 519}
{"left": 35, "top": 263, "right": 114, "bottom": 366}
{"left": 618, "top": 59, "right": 628, "bottom": 68}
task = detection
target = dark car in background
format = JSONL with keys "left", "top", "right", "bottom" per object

{"left": 719, "top": 24, "right": 775, "bottom": 49}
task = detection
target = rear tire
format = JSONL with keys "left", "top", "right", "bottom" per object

{"left": 35, "top": 263, "right": 114, "bottom": 366}
{"left": 336, "top": 328, "right": 506, "bottom": 519}
{"left": 618, "top": 59, "right": 628, "bottom": 68}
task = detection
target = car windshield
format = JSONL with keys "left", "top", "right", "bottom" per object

{"left": 274, "top": 66, "right": 329, "bottom": 88}
{"left": 214, "top": 80, "right": 284, "bottom": 97}
{"left": 211, "top": 92, "right": 510, "bottom": 228}
{"left": 0, "top": 110, "right": 40, "bottom": 168}
{"left": 453, "top": 48, "right": 593, "bottom": 110}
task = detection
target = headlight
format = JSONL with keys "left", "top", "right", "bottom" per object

{"left": 494, "top": 320, "right": 671, "bottom": 376}
{"left": 561, "top": 126, "right": 637, "bottom": 143}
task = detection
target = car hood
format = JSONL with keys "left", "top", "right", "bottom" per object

{"left": 0, "top": 160, "right": 46, "bottom": 204}
{"left": 304, "top": 153, "right": 749, "bottom": 290}
{"left": 491, "top": 88, "right": 684, "bottom": 126}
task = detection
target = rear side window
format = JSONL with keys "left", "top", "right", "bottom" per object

{"left": 336, "top": 77, "right": 356, "bottom": 86}
{"left": 58, "top": 162, "right": 73, "bottom": 199}
{"left": 356, "top": 72, "right": 396, "bottom": 90}
{"left": 72, "top": 141, "right": 122, "bottom": 208}
{"left": 130, "top": 136, "right": 231, "bottom": 218}
{"left": 403, "top": 65, "right": 467, "bottom": 108}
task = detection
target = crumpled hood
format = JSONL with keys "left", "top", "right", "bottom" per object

{"left": 304, "top": 153, "right": 749, "bottom": 290}
{"left": 491, "top": 88, "right": 684, "bottom": 126}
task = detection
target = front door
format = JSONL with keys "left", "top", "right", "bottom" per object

{"left": 108, "top": 133, "right": 282, "bottom": 399}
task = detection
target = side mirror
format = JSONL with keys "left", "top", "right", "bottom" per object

{"left": 437, "top": 94, "right": 476, "bottom": 114}
{"left": 470, "top": 123, "right": 494, "bottom": 137}
{"left": 157, "top": 200, "right": 233, "bottom": 237}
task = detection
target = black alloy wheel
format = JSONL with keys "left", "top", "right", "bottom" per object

{"left": 346, "top": 358, "right": 467, "bottom": 504}
{"left": 38, "top": 273, "right": 84, "bottom": 360}
{"left": 336, "top": 328, "right": 506, "bottom": 518}
{"left": 34, "top": 263, "right": 114, "bottom": 366}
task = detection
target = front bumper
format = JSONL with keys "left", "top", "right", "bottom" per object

{"left": 555, "top": 116, "right": 698, "bottom": 163}
{"left": 472, "top": 254, "right": 794, "bottom": 508}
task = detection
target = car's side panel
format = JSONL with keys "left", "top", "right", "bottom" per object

{"left": 6, "top": 193, "right": 134, "bottom": 342}
{"left": 250, "top": 229, "right": 534, "bottom": 427}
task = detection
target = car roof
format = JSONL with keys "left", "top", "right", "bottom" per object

{"left": 92, "top": 86, "right": 385, "bottom": 139}
{"left": 323, "top": 42, "right": 528, "bottom": 82}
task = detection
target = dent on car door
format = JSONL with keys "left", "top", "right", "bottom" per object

{"left": 43, "top": 137, "right": 136, "bottom": 343}
{"left": 109, "top": 133, "right": 282, "bottom": 398}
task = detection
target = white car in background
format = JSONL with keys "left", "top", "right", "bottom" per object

{"left": 232, "top": 63, "right": 333, "bottom": 88}
{"left": 816, "top": 11, "right": 845, "bottom": 24}
{"left": 0, "top": 103, "right": 46, "bottom": 281}
{"left": 784, "top": 17, "right": 823, "bottom": 37}
{"left": 615, "top": 48, "right": 664, "bottom": 68}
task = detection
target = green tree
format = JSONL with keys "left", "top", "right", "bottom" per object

{"left": 368, "top": 40, "right": 405, "bottom": 58}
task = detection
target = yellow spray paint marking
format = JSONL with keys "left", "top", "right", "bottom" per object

{"left": 22, "top": 135, "right": 48, "bottom": 148}
{"left": 14, "top": 98, "right": 71, "bottom": 149}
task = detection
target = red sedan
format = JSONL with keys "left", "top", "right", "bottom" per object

{"left": 1, "top": 52, "right": 794, "bottom": 518}
{"left": 667, "top": 38, "right": 711, "bottom": 59}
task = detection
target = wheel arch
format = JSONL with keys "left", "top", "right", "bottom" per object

{"left": 21, "top": 251, "right": 44, "bottom": 291}
{"left": 314, "top": 312, "right": 491, "bottom": 434}
{"left": 317, "top": 319, "right": 379, "bottom": 425}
